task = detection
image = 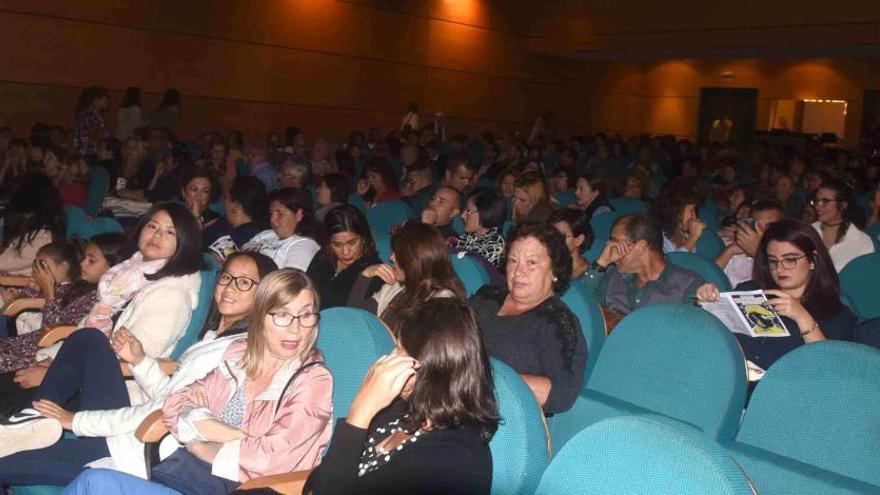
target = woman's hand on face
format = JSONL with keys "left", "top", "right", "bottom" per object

{"left": 764, "top": 289, "right": 813, "bottom": 328}
{"left": 695, "top": 283, "right": 722, "bottom": 302}
{"left": 346, "top": 351, "right": 420, "bottom": 429}
{"left": 111, "top": 327, "right": 146, "bottom": 366}
{"left": 357, "top": 178, "right": 370, "bottom": 196}
{"left": 32, "top": 399, "right": 74, "bottom": 430}
{"left": 686, "top": 217, "right": 706, "bottom": 240}
{"left": 362, "top": 264, "right": 397, "bottom": 284}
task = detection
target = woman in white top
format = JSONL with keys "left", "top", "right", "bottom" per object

{"left": 352, "top": 221, "right": 464, "bottom": 328}
{"left": 810, "top": 179, "right": 875, "bottom": 272}
{"left": 0, "top": 174, "right": 65, "bottom": 275}
{"left": 116, "top": 88, "right": 143, "bottom": 140}
{"left": 243, "top": 187, "right": 320, "bottom": 271}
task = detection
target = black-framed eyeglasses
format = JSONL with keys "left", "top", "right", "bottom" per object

{"left": 767, "top": 255, "right": 807, "bottom": 271}
{"left": 810, "top": 197, "right": 839, "bottom": 207}
{"left": 267, "top": 311, "right": 320, "bottom": 328}
{"left": 217, "top": 272, "right": 258, "bottom": 292}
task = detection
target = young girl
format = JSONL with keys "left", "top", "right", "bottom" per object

{"left": 0, "top": 233, "right": 125, "bottom": 374}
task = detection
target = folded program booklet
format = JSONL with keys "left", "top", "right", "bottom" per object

{"left": 699, "top": 290, "right": 790, "bottom": 338}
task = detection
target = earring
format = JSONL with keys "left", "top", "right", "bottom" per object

{"left": 552, "top": 276, "right": 558, "bottom": 282}
{"left": 810, "top": 263, "right": 815, "bottom": 270}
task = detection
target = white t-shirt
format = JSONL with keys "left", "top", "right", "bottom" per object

{"left": 812, "top": 221, "right": 875, "bottom": 272}
{"left": 242, "top": 230, "right": 320, "bottom": 271}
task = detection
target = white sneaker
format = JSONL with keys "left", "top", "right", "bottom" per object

{"left": 0, "top": 408, "right": 63, "bottom": 458}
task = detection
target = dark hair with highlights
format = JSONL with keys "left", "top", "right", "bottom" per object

{"left": 392, "top": 298, "right": 499, "bottom": 442}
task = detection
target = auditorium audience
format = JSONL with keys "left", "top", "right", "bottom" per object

{"left": 60, "top": 268, "right": 333, "bottom": 493}
{"left": 653, "top": 180, "right": 706, "bottom": 253}
{"left": 470, "top": 223, "right": 587, "bottom": 414}
{"left": 716, "top": 199, "right": 784, "bottom": 288}
{"left": 179, "top": 167, "right": 220, "bottom": 230}
{"left": 278, "top": 155, "right": 310, "bottom": 190}
{"left": 203, "top": 176, "right": 268, "bottom": 261}
{"left": 243, "top": 187, "right": 320, "bottom": 271}
{"left": 810, "top": 179, "right": 875, "bottom": 272}
{"left": 401, "top": 160, "right": 437, "bottom": 215}
{"left": 452, "top": 188, "right": 507, "bottom": 268}
{"left": 585, "top": 213, "right": 705, "bottom": 315}
{"left": 305, "top": 298, "right": 498, "bottom": 495}
{"left": 443, "top": 155, "right": 477, "bottom": 193}
{"left": 0, "top": 235, "right": 123, "bottom": 373}
{"left": 116, "top": 87, "right": 143, "bottom": 140}
{"left": 0, "top": 253, "right": 276, "bottom": 485}
{"left": 697, "top": 219, "right": 856, "bottom": 371}
{"left": 73, "top": 87, "right": 110, "bottom": 159}
{"left": 352, "top": 221, "right": 464, "bottom": 327}
{"left": 308, "top": 205, "right": 383, "bottom": 309}
{"left": 151, "top": 88, "right": 182, "bottom": 134}
{"left": 573, "top": 173, "right": 613, "bottom": 220}
{"left": 512, "top": 173, "right": 553, "bottom": 225}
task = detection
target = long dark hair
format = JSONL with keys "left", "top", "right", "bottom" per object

{"left": 199, "top": 251, "right": 278, "bottom": 339}
{"left": 268, "top": 187, "right": 318, "bottom": 239}
{"left": 652, "top": 178, "right": 704, "bottom": 239}
{"left": 816, "top": 179, "right": 863, "bottom": 243}
{"left": 753, "top": 219, "right": 842, "bottom": 320}
{"left": 50, "top": 233, "right": 125, "bottom": 306}
{"left": 129, "top": 202, "right": 205, "bottom": 280}
{"left": 3, "top": 173, "right": 65, "bottom": 252}
{"left": 320, "top": 205, "right": 376, "bottom": 263}
{"left": 382, "top": 222, "right": 465, "bottom": 325}
{"left": 228, "top": 176, "right": 268, "bottom": 228}
{"left": 393, "top": 298, "right": 499, "bottom": 442}
{"left": 362, "top": 156, "right": 400, "bottom": 202}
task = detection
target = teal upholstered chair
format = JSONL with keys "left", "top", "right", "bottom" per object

{"left": 726, "top": 341, "right": 880, "bottom": 494}
{"left": 373, "top": 234, "right": 392, "bottom": 263}
{"left": 83, "top": 165, "right": 109, "bottom": 215}
{"left": 839, "top": 253, "right": 880, "bottom": 322}
{"left": 866, "top": 222, "right": 880, "bottom": 252}
{"left": 550, "top": 304, "right": 748, "bottom": 453}
{"left": 488, "top": 358, "right": 549, "bottom": 495}
{"left": 560, "top": 281, "right": 606, "bottom": 385}
{"left": 169, "top": 255, "right": 219, "bottom": 360}
{"left": 554, "top": 190, "right": 576, "bottom": 207}
{"left": 450, "top": 252, "right": 489, "bottom": 297}
{"left": 64, "top": 205, "right": 123, "bottom": 240}
{"left": 537, "top": 415, "right": 755, "bottom": 495}
{"left": 317, "top": 307, "right": 394, "bottom": 420}
{"left": 668, "top": 251, "right": 732, "bottom": 291}
{"left": 610, "top": 196, "right": 649, "bottom": 215}
{"left": 695, "top": 229, "right": 725, "bottom": 261}
{"left": 585, "top": 210, "right": 625, "bottom": 262}
{"left": 366, "top": 200, "right": 414, "bottom": 238}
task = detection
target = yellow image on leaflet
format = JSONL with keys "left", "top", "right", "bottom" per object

{"left": 744, "top": 305, "right": 786, "bottom": 336}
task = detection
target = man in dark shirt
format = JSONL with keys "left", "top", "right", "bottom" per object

{"left": 584, "top": 213, "right": 705, "bottom": 316}
{"left": 401, "top": 160, "right": 437, "bottom": 215}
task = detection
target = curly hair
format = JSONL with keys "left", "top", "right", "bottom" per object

{"left": 506, "top": 223, "right": 573, "bottom": 294}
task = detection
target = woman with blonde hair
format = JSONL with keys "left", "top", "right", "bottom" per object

{"left": 512, "top": 172, "right": 553, "bottom": 224}
{"left": 63, "top": 269, "right": 334, "bottom": 494}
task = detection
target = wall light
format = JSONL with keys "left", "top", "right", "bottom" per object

{"left": 802, "top": 99, "right": 848, "bottom": 115}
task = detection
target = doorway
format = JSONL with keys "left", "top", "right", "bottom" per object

{"left": 697, "top": 87, "right": 758, "bottom": 146}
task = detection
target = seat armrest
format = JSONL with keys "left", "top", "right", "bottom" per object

{"left": 135, "top": 410, "right": 168, "bottom": 443}
{"left": 0, "top": 276, "right": 32, "bottom": 287}
{"left": 3, "top": 297, "right": 45, "bottom": 317}
{"left": 36, "top": 324, "right": 78, "bottom": 347}
{"left": 120, "top": 359, "right": 178, "bottom": 378}
{"left": 238, "top": 470, "right": 311, "bottom": 494}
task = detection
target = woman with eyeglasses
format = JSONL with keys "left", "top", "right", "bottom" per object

{"left": 308, "top": 205, "right": 383, "bottom": 309}
{"left": 809, "top": 179, "right": 874, "bottom": 272}
{"left": 452, "top": 188, "right": 507, "bottom": 269}
{"left": 63, "top": 268, "right": 333, "bottom": 494}
{"left": 696, "top": 220, "right": 856, "bottom": 373}
{"left": 0, "top": 252, "right": 278, "bottom": 484}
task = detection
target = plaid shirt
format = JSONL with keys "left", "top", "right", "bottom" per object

{"left": 73, "top": 109, "right": 109, "bottom": 155}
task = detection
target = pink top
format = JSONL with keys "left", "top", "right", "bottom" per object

{"left": 163, "top": 339, "right": 334, "bottom": 482}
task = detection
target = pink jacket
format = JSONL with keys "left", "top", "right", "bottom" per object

{"left": 162, "top": 339, "right": 333, "bottom": 482}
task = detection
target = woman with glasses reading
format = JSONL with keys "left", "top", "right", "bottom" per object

{"left": 63, "top": 268, "right": 334, "bottom": 494}
{"left": 695, "top": 219, "right": 856, "bottom": 372}
{"left": 809, "top": 179, "right": 874, "bottom": 272}
{"left": 308, "top": 205, "right": 383, "bottom": 309}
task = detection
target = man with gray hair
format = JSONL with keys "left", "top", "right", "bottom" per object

{"left": 584, "top": 213, "right": 705, "bottom": 317}
{"left": 278, "top": 155, "right": 310, "bottom": 189}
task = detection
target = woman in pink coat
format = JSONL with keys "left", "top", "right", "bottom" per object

{"left": 63, "top": 268, "right": 334, "bottom": 495}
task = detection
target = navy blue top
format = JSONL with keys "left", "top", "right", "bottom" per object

{"left": 733, "top": 281, "right": 856, "bottom": 370}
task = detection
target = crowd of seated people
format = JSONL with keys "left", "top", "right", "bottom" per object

{"left": 0, "top": 86, "right": 877, "bottom": 493}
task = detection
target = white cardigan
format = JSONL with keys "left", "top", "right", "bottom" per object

{"left": 74, "top": 332, "right": 247, "bottom": 479}
{"left": 37, "top": 272, "right": 201, "bottom": 363}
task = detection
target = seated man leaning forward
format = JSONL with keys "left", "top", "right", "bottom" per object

{"left": 584, "top": 213, "right": 705, "bottom": 318}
